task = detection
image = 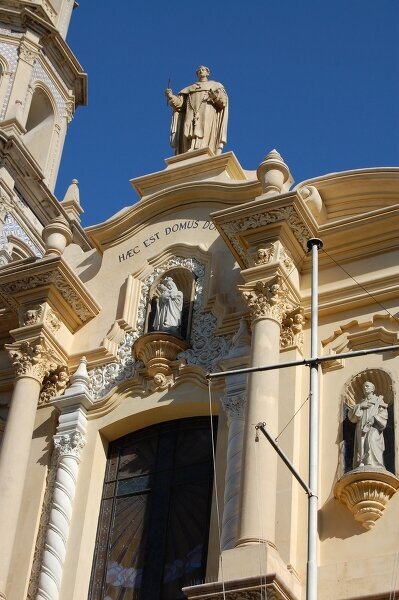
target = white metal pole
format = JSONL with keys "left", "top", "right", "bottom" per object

{"left": 306, "top": 238, "right": 323, "bottom": 600}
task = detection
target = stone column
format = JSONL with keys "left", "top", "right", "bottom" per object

{"left": 36, "top": 357, "right": 93, "bottom": 600}
{"left": 236, "top": 279, "right": 291, "bottom": 549}
{"left": 0, "top": 340, "right": 54, "bottom": 600}
{"left": 218, "top": 319, "right": 250, "bottom": 550}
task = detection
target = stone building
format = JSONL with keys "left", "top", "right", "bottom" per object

{"left": 0, "top": 3, "right": 398, "bottom": 600}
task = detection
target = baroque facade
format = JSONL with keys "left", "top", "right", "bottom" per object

{"left": 0, "top": 4, "right": 399, "bottom": 600}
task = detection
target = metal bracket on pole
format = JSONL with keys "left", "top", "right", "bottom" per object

{"left": 255, "top": 422, "right": 314, "bottom": 498}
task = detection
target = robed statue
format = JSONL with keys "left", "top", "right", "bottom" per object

{"left": 348, "top": 381, "right": 388, "bottom": 469}
{"left": 165, "top": 66, "right": 228, "bottom": 156}
{"left": 153, "top": 276, "right": 183, "bottom": 335}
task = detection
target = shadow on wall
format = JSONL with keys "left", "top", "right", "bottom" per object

{"left": 318, "top": 497, "right": 364, "bottom": 541}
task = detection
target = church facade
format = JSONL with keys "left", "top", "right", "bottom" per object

{"left": 0, "top": 3, "right": 398, "bottom": 600}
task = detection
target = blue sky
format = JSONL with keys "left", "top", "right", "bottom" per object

{"left": 55, "top": 1, "right": 399, "bottom": 227}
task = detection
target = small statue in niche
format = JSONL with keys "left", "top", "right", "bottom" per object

{"left": 348, "top": 381, "right": 388, "bottom": 469}
{"left": 153, "top": 276, "right": 183, "bottom": 335}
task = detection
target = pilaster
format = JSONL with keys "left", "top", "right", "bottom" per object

{"left": 35, "top": 357, "right": 94, "bottom": 600}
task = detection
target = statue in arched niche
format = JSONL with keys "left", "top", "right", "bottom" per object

{"left": 348, "top": 381, "right": 388, "bottom": 469}
{"left": 153, "top": 276, "right": 183, "bottom": 335}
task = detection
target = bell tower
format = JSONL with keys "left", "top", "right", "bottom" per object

{"left": 0, "top": 0, "right": 88, "bottom": 266}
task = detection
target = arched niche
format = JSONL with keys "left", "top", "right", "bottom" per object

{"left": 341, "top": 369, "right": 395, "bottom": 474}
{"left": 24, "top": 86, "right": 55, "bottom": 171}
{"left": 145, "top": 267, "right": 196, "bottom": 341}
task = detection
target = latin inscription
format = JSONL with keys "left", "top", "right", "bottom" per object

{"left": 118, "top": 220, "right": 216, "bottom": 262}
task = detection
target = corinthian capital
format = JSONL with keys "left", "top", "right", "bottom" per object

{"left": 241, "top": 277, "right": 295, "bottom": 324}
{"left": 6, "top": 339, "right": 56, "bottom": 383}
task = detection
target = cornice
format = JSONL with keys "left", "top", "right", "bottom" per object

{"left": 87, "top": 179, "right": 262, "bottom": 251}
{"left": 131, "top": 150, "right": 251, "bottom": 198}
{"left": 211, "top": 191, "right": 317, "bottom": 269}
{"left": 0, "top": 255, "right": 101, "bottom": 330}
{"left": 295, "top": 168, "right": 399, "bottom": 222}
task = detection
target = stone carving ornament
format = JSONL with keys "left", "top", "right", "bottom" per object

{"left": 1, "top": 272, "right": 92, "bottom": 322}
{"left": 280, "top": 308, "right": 305, "bottom": 351}
{"left": 222, "top": 206, "right": 311, "bottom": 268}
{"left": 7, "top": 340, "right": 56, "bottom": 382}
{"left": 166, "top": 66, "right": 228, "bottom": 156}
{"left": 39, "top": 366, "right": 69, "bottom": 406}
{"left": 53, "top": 430, "right": 86, "bottom": 458}
{"left": 222, "top": 393, "right": 246, "bottom": 420}
{"left": 89, "top": 257, "right": 231, "bottom": 399}
{"left": 242, "top": 278, "right": 295, "bottom": 323}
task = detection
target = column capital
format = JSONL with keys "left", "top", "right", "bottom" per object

{"left": 54, "top": 430, "right": 86, "bottom": 459}
{"left": 5, "top": 338, "right": 57, "bottom": 383}
{"left": 222, "top": 393, "right": 246, "bottom": 420}
{"left": 240, "top": 276, "right": 296, "bottom": 324}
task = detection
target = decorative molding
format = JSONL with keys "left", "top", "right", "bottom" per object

{"left": 6, "top": 339, "right": 56, "bottom": 382}
{"left": 183, "top": 575, "right": 294, "bottom": 599}
{"left": 45, "top": 307, "right": 61, "bottom": 333}
{"left": 1, "top": 271, "right": 94, "bottom": 322}
{"left": 19, "top": 41, "right": 38, "bottom": 66}
{"left": 334, "top": 469, "right": 399, "bottom": 530}
{"left": 221, "top": 205, "right": 311, "bottom": 268}
{"left": 29, "top": 60, "right": 66, "bottom": 117}
{"left": 241, "top": 276, "right": 296, "bottom": 323}
{"left": 39, "top": 365, "right": 69, "bottom": 406}
{"left": 89, "top": 256, "right": 231, "bottom": 399}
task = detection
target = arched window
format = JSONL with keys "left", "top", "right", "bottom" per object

{"left": 89, "top": 417, "right": 217, "bottom": 599}
{"left": 24, "top": 87, "right": 55, "bottom": 171}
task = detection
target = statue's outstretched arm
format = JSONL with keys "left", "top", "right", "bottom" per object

{"left": 165, "top": 89, "right": 184, "bottom": 110}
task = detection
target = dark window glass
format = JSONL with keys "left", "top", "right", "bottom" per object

{"left": 89, "top": 417, "right": 217, "bottom": 600}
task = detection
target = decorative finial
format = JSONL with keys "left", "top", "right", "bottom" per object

{"left": 63, "top": 356, "right": 90, "bottom": 396}
{"left": 42, "top": 215, "right": 73, "bottom": 257}
{"left": 61, "top": 179, "right": 84, "bottom": 223}
{"left": 257, "top": 149, "right": 293, "bottom": 197}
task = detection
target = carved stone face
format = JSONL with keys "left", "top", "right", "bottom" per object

{"left": 196, "top": 65, "right": 210, "bottom": 79}
{"left": 363, "top": 381, "right": 375, "bottom": 394}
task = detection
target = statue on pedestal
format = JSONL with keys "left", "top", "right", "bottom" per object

{"left": 165, "top": 66, "right": 228, "bottom": 156}
{"left": 348, "top": 381, "right": 388, "bottom": 469}
{"left": 153, "top": 276, "right": 183, "bottom": 335}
